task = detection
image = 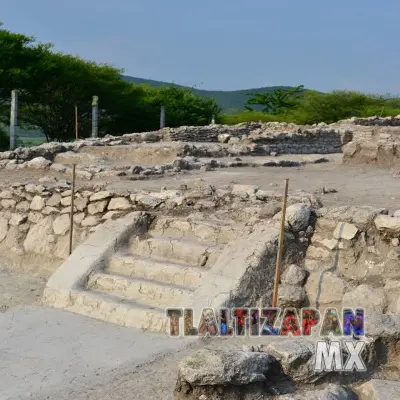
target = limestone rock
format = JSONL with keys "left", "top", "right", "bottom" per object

{"left": 281, "top": 264, "right": 307, "bottom": 286}
{"left": 306, "top": 245, "right": 331, "bottom": 261}
{"left": 5, "top": 226, "right": 25, "bottom": 248}
{"left": 278, "top": 384, "right": 355, "bottom": 399}
{"left": 88, "top": 200, "right": 108, "bottom": 215}
{"left": 42, "top": 206, "right": 59, "bottom": 215}
{"left": 275, "top": 203, "right": 311, "bottom": 232}
{"left": 54, "top": 229, "right": 82, "bottom": 259}
{"left": 258, "top": 202, "right": 282, "bottom": 218}
{"left": 9, "top": 213, "right": 27, "bottom": 226}
{"left": 81, "top": 215, "right": 101, "bottom": 227}
{"left": 342, "top": 285, "right": 387, "bottom": 314}
{"left": 30, "top": 195, "right": 45, "bottom": 211}
{"left": 356, "top": 379, "right": 400, "bottom": 400}
{"left": 73, "top": 212, "right": 85, "bottom": 225}
{"left": 0, "top": 217, "right": 8, "bottom": 242}
{"left": 384, "top": 280, "right": 400, "bottom": 313}
{"left": 176, "top": 349, "right": 273, "bottom": 386}
{"left": 89, "top": 191, "right": 112, "bottom": 202}
{"left": 333, "top": 222, "right": 358, "bottom": 240}
{"left": 134, "top": 194, "right": 164, "bottom": 208}
{"left": 24, "top": 216, "right": 54, "bottom": 255}
{"left": 16, "top": 201, "right": 30, "bottom": 212}
{"left": 0, "top": 190, "right": 13, "bottom": 199}
{"left": 278, "top": 284, "right": 306, "bottom": 307}
{"left": 108, "top": 197, "right": 131, "bottom": 211}
{"left": 318, "top": 238, "right": 339, "bottom": 250}
{"left": 61, "top": 190, "right": 72, "bottom": 197}
{"left": 258, "top": 340, "right": 325, "bottom": 383}
{"left": 305, "top": 271, "right": 346, "bottom": 306}
{"left": 60, "top": 196, "right": 71, "bottom": 207}
{"left": 26, "top": 157, "right": 52, "bottom": 169}
{"left": 231, "top": 184, "right": 259, "bottom": 197}
{"left": 1, "top": 199, "right": 16, "bottom": 209}
{"left": 46, "top": 193, "right": 62, "bottom": 207}
{"left": 53, "top": 214, "right": 70, "bottom": 235}
{"left": 101, "top": 211, "right": 124, "bottom": 220}
{"left": 28, "top": 211, "right": 43, "bottom": 224}
{"left": 374, "top": 215, "right": 400, "bottom": 234}
{"left": 74, "top": 197, "right": 88, "bottom": 212}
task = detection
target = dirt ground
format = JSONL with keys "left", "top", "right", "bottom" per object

{"left": 1, "top": 154, "right": 400, "bottom": 211}
{"left": 1, "top": 150, "right": 400, "bottom": 399}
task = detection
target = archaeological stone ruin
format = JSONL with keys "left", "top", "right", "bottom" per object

{"left": 1, "top": 116, "right": 400, "bottom": 399}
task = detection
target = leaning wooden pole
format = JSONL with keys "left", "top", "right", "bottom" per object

{"left": 69, "top": 164, "right": 76, "bottom": 255}
{"left": 272, "top": 178, "right": 289, "bottom": 308}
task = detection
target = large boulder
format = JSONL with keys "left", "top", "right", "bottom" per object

{"left": 24, "top": 216, "right": 55, "bottom": 255}
{"left": 281, "top": 264, "right": 307, "bottom": 286}
{"left": 305, "top": 271, "right": 346, "bottom": 306}
{"left": 174, "top": 349, "right": 277, "bottom": 399}
{"left": 176, "top": 349, "right": 273, "bottom": 386}
{"left": 342, "top": 285, "right": 387, "bottom": 314}
{"left": 274, "top": 203, "right": 311, "bottom": 233}
{"left": 356, "top": 379, "right": 400, "bottom": 400}
{"left": 374, "top": 215, "right": 400, "bottom": 234}
{"left": 247, "top": 339, "right": 326, "bottom": 384}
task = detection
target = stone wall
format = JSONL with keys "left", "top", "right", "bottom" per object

{"left": 352, "top": 116, "right": 400, "bottom": 126}
{"left": 0, "top": 182, "right": 321, "bottom": 264}
{"left": 304, "top": 205, "right": 400, "bottom": 314}
{"left": 343, "top": 131, "right": 400, "bottom": 168}
{"left": 0, "top": 120, "right": 358, "bottom": 164}
{"left": 163, "top": 123, "right": 354, "bottom": 154}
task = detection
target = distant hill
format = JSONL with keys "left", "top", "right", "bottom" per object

{"left": 121, "top": 75, "right": 299, "bottom": 113}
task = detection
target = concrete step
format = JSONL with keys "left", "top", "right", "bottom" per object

{"left": 130, "top": 236, "right": 222, "bottom": 267}
{"left": 150, "top": 216, "right": 238, "bottom": 245}
{"left": 66, "top": 290, "right": 168, "bottom": 332}
{"left": 87, "top": 272, "right": 191, "bottom": 308}
{"left": 108, "top": 254, "right": 207, "bottom": 288}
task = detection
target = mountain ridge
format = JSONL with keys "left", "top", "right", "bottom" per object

{"left": 121, "top": 75, "right": 297, "bottom": 112}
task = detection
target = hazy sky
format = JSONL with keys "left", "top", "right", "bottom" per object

{"left": 2, "top": 0, "right": 400, "bottom": 93}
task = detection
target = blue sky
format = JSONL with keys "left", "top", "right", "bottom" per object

{"left": 2, "top": 0, "right": 400, "bottom": 93}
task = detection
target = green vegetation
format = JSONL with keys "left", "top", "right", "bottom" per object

{"left": 122, "top": 75, "right": 295, "bottom": 113}
{"left": 220, "top": 90, "right": 400, "bottom": 126}
{"left": 1, "top": 24, "right": 400, "bottom": 149}
{"left": 0, "top": 126, "right": 8, "bottom": 151}
{"left": 0, "top": 25, "right": 219, "bottom": 143}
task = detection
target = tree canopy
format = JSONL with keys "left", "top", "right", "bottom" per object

{"left": 0, "top": 25, "right": 219, "bottom": 145}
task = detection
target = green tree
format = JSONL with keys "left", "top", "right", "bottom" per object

{"left": 147, "top": 86, "right": 220, "bottom": 128}
{"left": 0, "top": 126, "right": 8, "bottom": 151}
{"left": 245, "top": 85, "right": 305, "bottom": 114}
{"left": 0, "top": 24, "right": 50, "bottom": 123}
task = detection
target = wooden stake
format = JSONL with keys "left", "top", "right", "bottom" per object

{"left": 75, "top": 105, "right": 78, "bottom": 140}
{"left": 272, "top": 178, "right": 289, "bottom": 307}
{"left": 69, "top": 164, "right": 76, "bottom": 255}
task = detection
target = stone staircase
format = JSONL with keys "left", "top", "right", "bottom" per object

{"left": 61, "top": 215, "right": 239, "bottom": 332}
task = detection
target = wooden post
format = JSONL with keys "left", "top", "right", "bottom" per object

{"left": 272, "top": 178, "right": 289, "bottom": 308}
{"left": 9, "top": 90, "right": 18, "bottom": 150}
{"left": 92, "top": 96, "right": 98, "bottom": 138}
{"left": 160, "top": 105, "right": 165, "bottom": 129}
{"left": 75, "top": 105, "right": 78, "bottom": 140}
{"left": 69, "top": 164, "right": 76, "bottom": 255}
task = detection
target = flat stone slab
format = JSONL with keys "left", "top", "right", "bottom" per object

{"left": 0, "top": 306, "right": 187, "bottom": 399}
